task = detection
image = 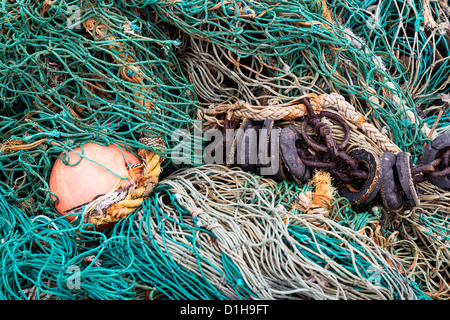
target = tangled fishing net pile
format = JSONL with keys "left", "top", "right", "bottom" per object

{"left": 1, "top": 0, "right": 449, "bottom": 300}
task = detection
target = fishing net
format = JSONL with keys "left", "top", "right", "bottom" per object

{"left": 0, "top": 0, "right": 449, "bottom": 300}
{"left": 0, "top": 165, "right": 429, "bottom": 300}
{"left": 0, "top": 0, "right": 201, "bottom": 217}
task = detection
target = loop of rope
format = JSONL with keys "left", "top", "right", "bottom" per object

{"left": 310, "top": 93, "right": 402, "bottom": 153}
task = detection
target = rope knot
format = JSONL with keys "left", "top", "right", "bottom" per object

{"left": 206, "top": 223, "right": 223, "bottom": 231}
{"left": 190, "top": 207, "right": 205, "bottom": 217}
{"left": 83, "top": 148, "right": 163, "bottom": 227}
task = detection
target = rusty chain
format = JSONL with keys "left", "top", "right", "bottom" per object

{"left": 210, "top": 97, "right": 450, "bottom": 207}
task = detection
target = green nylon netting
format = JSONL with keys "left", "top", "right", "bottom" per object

{"left": 0, "top": 0, "right": 449, "bottom": 300}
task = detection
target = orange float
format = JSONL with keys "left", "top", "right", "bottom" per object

{"left": 49, "top": 142, "right": 143, "bottom": 224}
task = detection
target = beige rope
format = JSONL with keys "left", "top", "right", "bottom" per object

{"left": 291, "top": 171, "right": 334, "bottom": 229}
{"left": 205, "top": 99, "right": 321, "bottom": 122}
{"left": 311, "top": 93, "right": 402, "bottom": 153}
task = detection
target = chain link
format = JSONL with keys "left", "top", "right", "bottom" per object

{"left": 299, "top": 98, "right": 450, "bottom": 189}
{"left": 300, "top": 98, "right": 367, "bottom": 184}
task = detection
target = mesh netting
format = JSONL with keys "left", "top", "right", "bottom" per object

{"left": 0, "top": 0, "right": 449, "bottom": 300}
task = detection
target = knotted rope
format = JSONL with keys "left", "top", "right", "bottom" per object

{"left": 204, "top": 92, "right": 400, "bottom": 153}
{"left": 310, "top": 93, "right": 401, "bottom": 153}
{"left": 82, "top": 138, "right": 165, "bottom": 226}
{"left": 205, "top": 98, "right": 321, "bottom": 123}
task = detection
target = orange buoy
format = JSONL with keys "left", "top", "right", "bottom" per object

{"left": 49, "top": 142, "right": 142, "bottom": 222}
